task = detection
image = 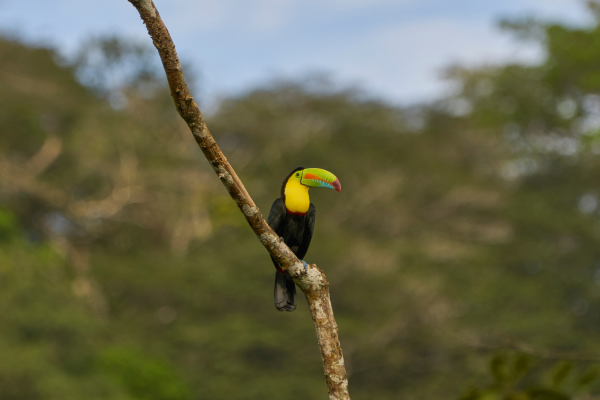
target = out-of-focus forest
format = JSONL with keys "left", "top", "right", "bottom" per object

{"left": 5, "top": 3, "right": 600, "bottom": 400}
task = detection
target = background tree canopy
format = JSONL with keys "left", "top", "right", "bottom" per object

{"left": 4, "top": 3, "right": 600, "bottom": 399}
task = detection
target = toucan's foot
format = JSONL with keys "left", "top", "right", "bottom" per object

{"left": 300, "top": 260, "right": 308, "bottom": 273}
{"left": 279, "top": 236, "right": 285, "bottom": 243}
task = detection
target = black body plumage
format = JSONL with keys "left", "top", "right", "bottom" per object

{"left": 267, "top": 168, "right": 316, "bottom": 312}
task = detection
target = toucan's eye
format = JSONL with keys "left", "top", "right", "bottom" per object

{"left": 296, "top": 173, "right": 300, "bottom": 177}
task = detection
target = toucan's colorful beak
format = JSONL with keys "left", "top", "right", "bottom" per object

{"left": 300, "top": 168, "right": 341, "bottom": 193}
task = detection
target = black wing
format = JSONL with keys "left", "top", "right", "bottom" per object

{"left": 296, "top": 203, "right": 315, "bottom": 260}
{"left": 267, "top": 198, "right": 286, "bottom": 235}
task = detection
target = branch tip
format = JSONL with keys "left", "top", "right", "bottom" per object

{"left": 137, "top": 0, "right": 156, "bottom": 18}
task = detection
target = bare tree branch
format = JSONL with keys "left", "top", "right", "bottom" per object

{"left": 125, "top": 1, "right": 351, "bottom": 398}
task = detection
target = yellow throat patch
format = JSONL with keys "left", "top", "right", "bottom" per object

{"left": 284, "top": 178, "right": 310, "bottom": 214}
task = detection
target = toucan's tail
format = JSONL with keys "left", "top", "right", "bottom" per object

{"left": 274, "top": 270, "right": 296, "bottom": 312}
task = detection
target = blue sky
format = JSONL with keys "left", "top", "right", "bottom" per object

{"left": 0, "top": 0, "right": 592, "bottom": 105}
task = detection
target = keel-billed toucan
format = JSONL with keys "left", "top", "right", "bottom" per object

{"left": 267, "top": 167, "right": 341, "bottom": 312}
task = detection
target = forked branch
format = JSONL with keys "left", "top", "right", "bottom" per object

{"left": 125, "top": 1, "right": 350, "bottom": 399}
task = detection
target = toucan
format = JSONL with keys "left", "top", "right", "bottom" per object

{"left": 267, "top": 167, "right": 341, "bottom": 311}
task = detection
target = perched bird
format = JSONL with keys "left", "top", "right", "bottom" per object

{"left": 267, "top": 167, "right": 341, "bottom": 311}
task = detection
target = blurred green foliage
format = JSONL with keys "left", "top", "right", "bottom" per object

{"left": 5, "top": 2, "right": 600, "bottom": 399}
{"left": 459, "top": 354, "right": 600, "bottom": 400}
{"left": 97, "top": 348, "right": 189, "bottom": 400}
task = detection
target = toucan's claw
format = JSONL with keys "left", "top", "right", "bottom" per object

{"left": 301, "top": 260, "right": 308, "bottom": 273}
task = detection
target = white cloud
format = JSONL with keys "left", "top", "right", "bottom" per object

{"left": 249, "top": 0, "right": 296, "bottom": 31}
{"left": 157, "top": 0, "right": 233, "bottom": 31}
{"left": 158, "top": 0, "right": 298, "bottom": 33}
{"left": 0, "top": 0, "right": 590, "bottom": 105}
{"left": 262, "top": 17, "right": 543, "bottom": 103}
